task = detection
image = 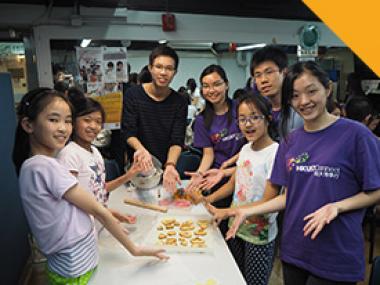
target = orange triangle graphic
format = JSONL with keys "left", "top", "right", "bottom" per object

{"left": 303, "top": 0, "right": 380, "bottom": 77}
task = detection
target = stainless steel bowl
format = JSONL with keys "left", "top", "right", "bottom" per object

{"left": 131, "top": 168, "right": 163, "bottom": 189}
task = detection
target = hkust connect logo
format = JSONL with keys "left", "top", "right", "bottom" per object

{"left": 287, "top": 152, "right": 340, "bottom": 179}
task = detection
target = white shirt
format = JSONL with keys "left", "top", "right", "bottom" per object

{"left": 57, "top": 141, "right": 108, "bottom": 205}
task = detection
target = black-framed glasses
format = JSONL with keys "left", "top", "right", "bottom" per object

{"left": 237, "top": 115, "right": 265, "bottom": 125}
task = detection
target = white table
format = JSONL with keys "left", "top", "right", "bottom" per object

{"left": 89, "top": 182, "right": 246, "bottom": 285}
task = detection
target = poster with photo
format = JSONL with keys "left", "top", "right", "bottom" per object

{"left": 76, "top": 47, "right": 103, "bottom": 95}
{"left": 103, "top": 47, "right": 128, "bottom": 84}
{"left": 75, "top": 46, "right": 128, "bottom": 130}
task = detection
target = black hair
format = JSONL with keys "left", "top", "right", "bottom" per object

{"left": 107, "top": 61, "right": 114, "bottom": 68}
{"left": 186, "top": 78, "right": 197, "bottom": 93}
{"left": 67, "top": 94, "right": 105, "bottom": 123}
{"left": 250, "top": 45, "right": 288, "bottom": 76}
{"left": 54, "top": 81, "right": 69, "bottom": 93}
{"left": 345, "top": 72, "right": 365, "bottom": 100}
{"left": 237, "top": 91, "right": 276, "bottom": 140}
{"left": 177, "top": 86, "right": 191, "bottom": 105}
{"left": 138, "top": 65, "right": 152, "bottom": 84}
{"left": 345, "top": 97, "right": 372, "bottom": 122}
{"left": 13, "top": 88, "right": 72, "bottom": 175}
{"left": 281, "top": 61, "right": 330, "bottom": 137}
{"left": 233, "top": 88, "right": 246, "bottom": 101}
{"left": 149, "top": 45, "right": 179, "bottom": 70}
{"left": 129, "top": 72, "right": 138, "bottom": 85}
{"left": 67, "top": 87, "right": 86, "bottom": 102}
{"left": 116, "top": 61, "right": 123, "bottom": 66}
{"left": 326, "top": 99, "right": 341, "bottom": 114}
{"left": 199, "top": 64, "right": 233, "bottom": 130}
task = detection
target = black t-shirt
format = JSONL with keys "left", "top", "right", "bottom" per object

{"left": 122, "top": 85, "right": 187, "bottom": 164}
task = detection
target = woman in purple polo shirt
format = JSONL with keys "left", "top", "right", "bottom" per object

{"left": 222, "top": 61, "right": 380, "bottom": 285}
{"left": 187, "top": 65, "right": 245, "bottom": 229}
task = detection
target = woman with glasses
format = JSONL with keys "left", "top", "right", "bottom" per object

{"left": 185, "top": 64, "right": 245, "bottom": 233}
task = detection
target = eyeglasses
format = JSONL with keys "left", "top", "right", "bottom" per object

{"left": 201, "top": 81, "right": 225, "bottom": 91}
{"left": 237, "top": 115, "right": 265, "bottom": 125}
{"left": 152, "top": 64, "right": 175, "bottom": 73}
{"left": 253, "top": 68, "right": 280, "bottom": 80}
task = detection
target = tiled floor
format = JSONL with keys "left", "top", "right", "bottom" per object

{"left": 26, "top": 224, "right": 380, "bottom": 285}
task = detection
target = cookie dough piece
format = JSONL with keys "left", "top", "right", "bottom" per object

{"left": 158, "top": 233, "right": 166, "bottom": 239}
{"left": 179, "top": 231, "right": 192, "bottom": 238}
{"left": 162, "top": 218, "right": 176, "bottom": 226}
{"left": 190, "top": 237, "right": 206, "bottom": 247}
{"left": 167, "top": 230, "right": 176, "bottom": 236}
{"left": 194, "top": 229, "right": 207, "bottom": 236}
{"left": 165, "top": 224, "right": 175, "bottom": 230}
{"left": 180, "top": 223, "right": 195, "bottom": 231}
{"left": 165, "top": 237, "right": 177, "bottom": 246}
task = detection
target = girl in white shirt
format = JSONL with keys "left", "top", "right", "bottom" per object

{"left": 205, "top": 92, "right": 278, "bottom": 285}
{"left": 58, "top": 94, "right": 141, "bottom": 226}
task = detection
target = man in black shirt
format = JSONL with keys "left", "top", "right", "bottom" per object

{"left": 122, "top": 45, "right": 187, "bottom": 192}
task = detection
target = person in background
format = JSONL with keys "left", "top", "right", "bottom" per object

{"left": 206, "top": 92, "right": 279, "bottom": 285}
{"left": 122, "top": 45, "right": 187, "bottom": 193}
{"left": 129, "top": 72, "right": 139, "bottom": 86}
{"left": 326, "top": 99, "right": 343, "bottom": 117}
{"left": 178, "top": 86, "right": 197, "bottom": 125}
{"left": 345, "top": 96, "right": 380, "bottom": 133}
{"left": 54, "top": 81, "right": 69, "bottom": 97}
{"left": 233, "top": 88, "right": 246, "bottom": 101}
{"left": 345, "top": 72, "right": 365, "bottom": 103}
{"left": 220, "top": 61, "right": 380, "bottom": 285}
{"left": 13, "top": 88, "right": 168, "bottom": 284}
{"left": 185, "top": 64, "right": 245, "bottom": 234}
{"left": 57, "top": 95, "right": 142, "bottom": 230}
{"left": 137, "top": 65, "right": 152, "bottom": 84}
{"left": 250, "top": 45, "right": 303, "bottom": 141}
{"left": 187, "top": 77, "right": 205, "bottom": 111}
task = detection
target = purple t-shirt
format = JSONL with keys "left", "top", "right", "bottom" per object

{"left": 271, "top": 118, "right": 380, "bottom": 282}
{"left": 193, "top": 101, "right": 245, "bottom": 168}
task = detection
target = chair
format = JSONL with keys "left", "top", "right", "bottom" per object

{"left": 176, "top": 149, "right": 202, "bottom": 180}
{"left": 104, "top": 159, "right": 121, "bottom": 181}
{"left": 369, "top": 256, "right": 380, "bottom": 285}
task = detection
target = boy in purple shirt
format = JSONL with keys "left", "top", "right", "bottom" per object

{"left": 219, "top": 61, "right": 380, "bottom": 284}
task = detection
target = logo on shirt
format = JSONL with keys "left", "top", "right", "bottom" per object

{"left": 210, "top": 128, "right": 228, "bottom": 143}
{"left": 210, "top": 128, "right": 243, "bottom": 144}
{"left": 287, "top": 152, "right": 309, "bottom": 171}
{"left": 288, "top": 152, "right": 341, "bottom": 179}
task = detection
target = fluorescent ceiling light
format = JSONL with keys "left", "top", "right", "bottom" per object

{"left": 80, "top": 39, "right": 92, "bottom": 48}
{"left": 236, "top": 43, "right": 266, "bottom": 51}
{"left": 158, "top": 39, "right": 167, "bottom": 44}
{"left": 168, "top": 42, "right": 213, "bottom": 50}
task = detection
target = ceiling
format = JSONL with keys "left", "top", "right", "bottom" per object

{"left": 6, "top": 0, "right": 319, "bottom": 21}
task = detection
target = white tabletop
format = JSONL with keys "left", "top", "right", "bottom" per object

{"left": 89, "top": 182, "right": 246, "bottom": 285}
